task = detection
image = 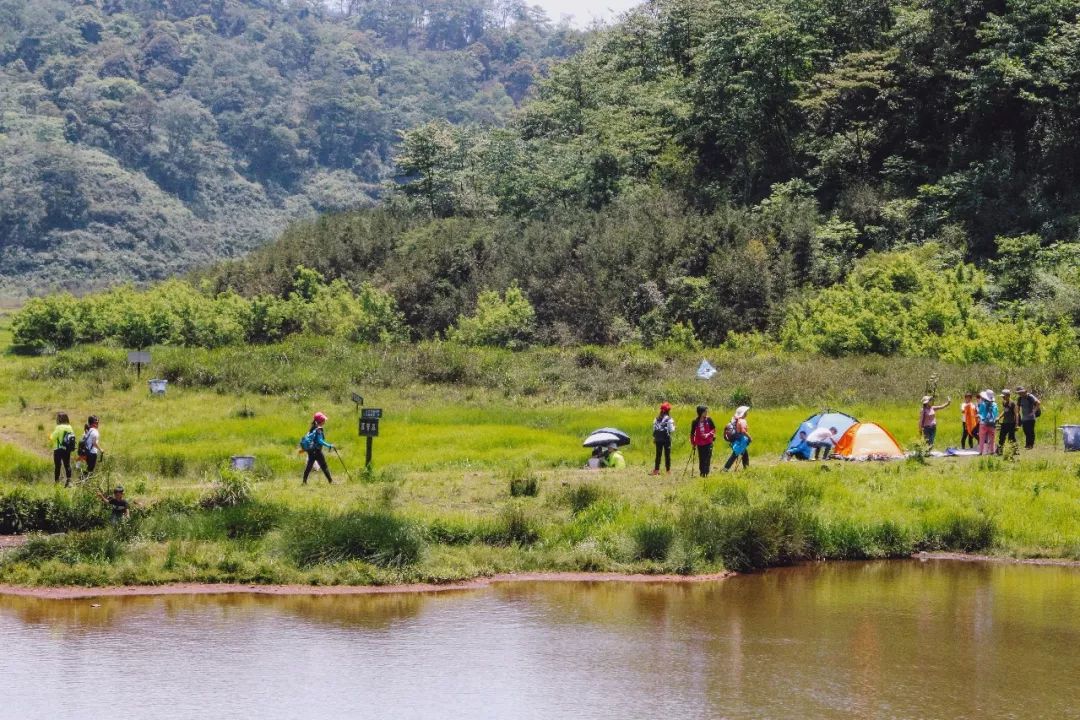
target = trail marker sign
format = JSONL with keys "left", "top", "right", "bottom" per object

{"left": 128, "top": 351, "right": 151, "bottom": 378}
{"left": 358, "top": 407, "right": 383, "bottom": 467}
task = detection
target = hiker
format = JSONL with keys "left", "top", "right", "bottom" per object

{"left": 723, "top": 406, "right": 751, "bottom": 471}
{"left": 998, "top": 389, "right": 1019, "bottom": 450}
{"left": 977, "top": 390, "right": 999, "bottom": 455}
{"left": 1016, "top": 387, "right": 1041, "bottom": 449}
{"left": 785, "top": 431, "right": 813, "bottom": 461}
{"left": 805, "top": 426, "right": 838, "bottom": 460}
{"left": 49, "top": 412, "right": 76, "bottom": 486}
{"left": 97, "top": 485, "right": 129, "bottom": 524}
{"left": 689, "top": 405, "right": 717, "bottom": 477}
{"left": 919, "top": 395, "right": 951, "bottom": 449}
{"left": 603, "top": 443, "right": 626, "bottom": 469}
{"left": 960, "top": 392, "right": 978, "bottom": 449}
{"left": 651, "top": 402, "right": 675, "bottom": 475}
{"left": 301, "top": 412, "right": 334, "bottom": 484}
{"left": 80, "top": 415, "right": 104, "bottom": 478}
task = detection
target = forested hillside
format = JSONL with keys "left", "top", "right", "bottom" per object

{"left": 0, "top": 0, "right": 583, "bottom": 293}
{"left": 14, "top": 0, "right": 1080, "bottom": 361}
{"left": 190, "top": 0, "right": 1080, "bottom": 353}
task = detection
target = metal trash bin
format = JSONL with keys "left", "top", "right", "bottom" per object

{"left": 148, "top": 379, "right": 168, "bottom": 396}
{"left": 1061, "top": 425, "right": 1080, "bottom": 451}
{"left": 230, "top": 455, "right": 255, "bottom": 471}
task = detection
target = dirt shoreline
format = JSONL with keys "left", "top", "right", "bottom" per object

{"left": 0, "top": 571, "right": 734, "bottom": 600}
{"left": 2, "top": 550, "right": 1078, "bottom": 600}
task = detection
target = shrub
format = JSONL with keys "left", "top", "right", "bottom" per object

{"left": 16, "top": 529, "right": 123, "bottom": 565}
{"left": 486, "top": 503, "right": 541, "bottom": 546}
{"left": 286, "top": 509, "right": 425, "bottom": 567}
{"left": 200, "top": 467, "right": 253, "bottom": 509}
{"left": 680, "top": 501, "right": 819, "bottom": 572}
{"left": 562, "top": 483, "right": 604, "bottom": 514}
{"left": 448, "top": 284, "right": 536, "bottom": 349}
{"left": 508, "top": 469, "right": 541, "bottom": 497}
{"left": 632, "top": 521, "right": 675, "bottom": 561}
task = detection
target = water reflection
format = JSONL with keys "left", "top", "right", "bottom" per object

{"left": 1, "top": 561, "right": 1078, "bottom": 720}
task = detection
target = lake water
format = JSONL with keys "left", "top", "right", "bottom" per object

{"left": 3, "top": 560, "right": 1079, "bottom": 720}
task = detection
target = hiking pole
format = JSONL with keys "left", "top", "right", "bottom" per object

{"left": 682, "top": 444, "right": 696, "bottom": 478}
{"left": 332, "top": 447, "right": 355, "bottom": 483}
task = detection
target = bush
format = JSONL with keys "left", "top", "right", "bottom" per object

{"left": 285, "top": 509, "right": 425, "bottom": 567}
{"left": 680, "top": 501, "right": 819, "bottom": 572}
{"left": 632, "top": 521, "right": 675, "bottom": 561}
{"left": 16, "top": 529, "right": 123, "bottom": 565}
{"left": 486, "top": 503, "right": 541, "bottom": 546}
{"left": 562, "top": 483, "right": 605, "bottom": 515}
{"left": 508, "top": 469, "right": 541, "bottom": 497}
{"left": 200, "top": 467, "right": 254, "bottom": 509}
{"left": 0, "top": 488, "right": 106, "bottom": 534}
{"left": 448, "top": 284, "right": 536, "bottom": 349}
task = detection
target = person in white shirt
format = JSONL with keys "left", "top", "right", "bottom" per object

{"left": 805, "top": 426, "right": 838, "bottom": 460}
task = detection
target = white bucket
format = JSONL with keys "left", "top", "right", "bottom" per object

{"left": 1061, "top": 425, "right": 1080, "bottom": 451}
{"left": 148, "top": 379, "right": 168, "bottom": 395}
{"left": 230, "top": 455, "right": 256, "bottom": 471}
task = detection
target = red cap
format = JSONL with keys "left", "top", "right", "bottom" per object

{"left": 660, "top": 402, "right": 671, "bottom": 412}
{"left": 313, "top": 412, "right": 327, "bottom": 423}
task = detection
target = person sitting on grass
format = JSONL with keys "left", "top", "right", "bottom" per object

{"left": 806, "top": 426, "right": 838, "bottom": 460}
{"left": 585, "top": 446, "right": 604, "bottom": 470}
{"left": 603, "top": 443, "right": 626, "bottom": 469}
{"left": 96, "top": 485, "right": 129, "bottom": 524}
{"left": 785, "top": 431, "right": 813, "bottom": 461}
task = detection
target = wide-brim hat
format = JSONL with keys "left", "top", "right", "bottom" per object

{"left": 1002, "top": 388, "right": 1011, "bottom": 396}
{"left": 980, "top": 389, "right": 995, "bottom": 402}
{"left": 734, "top": 405, "right": 750, "bottom": 418}
{"left": 1016, "top": 386, "right": 1027, "bottom": 393}
{"left": 921, "top": 395, "right": 932, "bottom": 405}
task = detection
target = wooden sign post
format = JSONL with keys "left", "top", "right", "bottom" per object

{"left": 359, "top": 407, "right": 382, "bottom": 468}
{"left": 127, "top": 351, "right": 151, "bottom": 379}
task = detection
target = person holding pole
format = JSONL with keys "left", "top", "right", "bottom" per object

{"left": 689, "top": 405, "right": 717, "bottom": 477}
{"left": 301, "top": 412, "right": 334, "bottom": 484}
{"left": 651, "top": 402, "right": 675, "bottom": 475}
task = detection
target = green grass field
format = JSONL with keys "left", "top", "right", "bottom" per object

{"left": 1, "top": 318, "right": 1078, "bottom": 586}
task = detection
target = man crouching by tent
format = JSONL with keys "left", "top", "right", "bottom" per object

{"left": 806, "top": 426, "right": 838, "bottom": 460}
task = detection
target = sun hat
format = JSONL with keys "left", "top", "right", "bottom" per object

{"left": 660, "top": 402, "right": 671, "bottom": 412}
{"left": 1016, "top": 386, "right": 1027, "bottom": 393}
{"left": 1002, "top": 388, "right": 1011, "bottom": 396}
{"left": 313, "top": 412, "right": 327, "bottom": 423}
{"left": 607, "top": 443, "right": 618, "bottom": 450}
{"left": 921, "top": 395, "right": 932, "bottom": 405}
{"left": 979, "top": 390, "right": 995, "bottom": 402}
{"left": 734, "top": 405, "right": 750, "bottom": 418}
{"left": 114, "top": 485, "right": 124, "bottom": 493}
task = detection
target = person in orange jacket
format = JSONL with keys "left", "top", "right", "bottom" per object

{"left": 960, "top": 392, "right": 978, "bottom": 449}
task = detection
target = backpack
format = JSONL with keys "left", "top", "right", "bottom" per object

{"left": 299, "top": 428, "right": 319, "bottom": 451}
{"left": 652, "top": 417, "right": 671, "bottom": 443}
{"left": 80, "top": 429, "right": 94, "bottom": 456}
{"left": 61, "top": 431, "right": 77, "bottom": 453}
{"left": 723, "top": 420, "right": 739, "bottom": 443}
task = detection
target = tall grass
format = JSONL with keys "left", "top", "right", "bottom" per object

{"left": 284, "top": 509, "right": 425, "bottom": 568}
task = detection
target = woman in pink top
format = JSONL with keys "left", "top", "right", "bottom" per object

{"left": 919, "top": 395, "right": 951, "bottom": 449}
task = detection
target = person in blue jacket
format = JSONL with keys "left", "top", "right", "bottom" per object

{"left": 977, "top": 390, "right": 999, "bottom": 456}
{"left": 302, "top": 412, "right": 334, "bottom": 484}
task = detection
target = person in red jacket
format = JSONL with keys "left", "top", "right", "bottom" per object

{"left": 689, "top": 404, "right": 717, "bottom": 477}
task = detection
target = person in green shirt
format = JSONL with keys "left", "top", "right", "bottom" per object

{"left": 49, "top": 412, "right": 76, "bottom": 486}
{"left": 603, "top": 443, "right": 626, "bottom": 469}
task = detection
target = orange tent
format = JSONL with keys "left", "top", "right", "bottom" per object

{"left": 832, "top": 422, "right": 905, "bottom": 459}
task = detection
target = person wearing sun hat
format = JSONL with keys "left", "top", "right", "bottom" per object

{"left": 998, "top": 388, "right": 1019, "bottom": 451}
{"left": 651, "top": 402, "right": 675, "bottom": 475}
{"left": 919, "top": 394, "right": 951, "bottom": 449}
{"left": 977, "top": 390, "right": 999, "bottom": 455}
{"left": 723, "top": 406, "right": 752, "bottom": 471}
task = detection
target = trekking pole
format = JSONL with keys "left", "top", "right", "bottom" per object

{"left": 332, "top": 447, "right": 355, "bottom": 483}
{"left": 682, "top": 444, "right": 696, "bottom": 478}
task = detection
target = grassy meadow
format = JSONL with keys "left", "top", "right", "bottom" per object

{"left": 2, "top": 317, "right": 1079, "bottom": 587}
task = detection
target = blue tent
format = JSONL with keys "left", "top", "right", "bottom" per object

{"left": 786, "top": 410, "right": 859, "bottom": 454}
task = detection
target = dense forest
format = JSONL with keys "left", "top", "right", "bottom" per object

{"left": 0, "top": 0, "right": 583, "bottom": 292}
{"left": 12, "top": 0, "right": 1080, "bottom": 362}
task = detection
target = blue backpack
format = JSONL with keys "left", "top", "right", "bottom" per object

{"left": 299, "top": 428, "right": 319, "bottom": 451}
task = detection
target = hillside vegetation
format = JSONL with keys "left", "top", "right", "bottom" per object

{"left": 0, "top": 0, "right": 583, "bottom": 293}
{"left": 189, "top": 0, "right": 1080, "bottom": 353}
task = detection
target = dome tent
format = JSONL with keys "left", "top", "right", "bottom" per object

{"left": 785, "top": 410, "right": 859, "bottom": 454}
{"left": 832, "top": 422, "right": 905, "bottom": 459}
